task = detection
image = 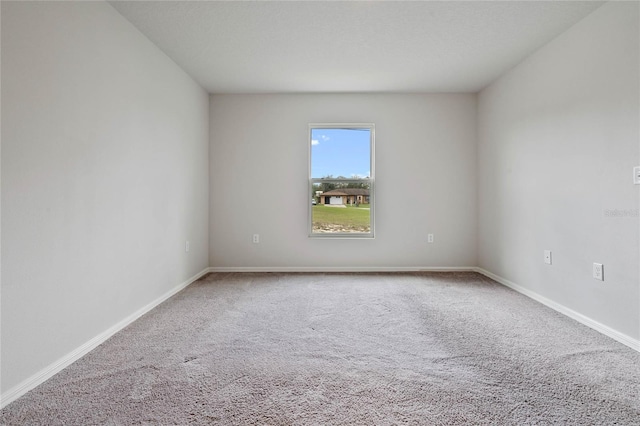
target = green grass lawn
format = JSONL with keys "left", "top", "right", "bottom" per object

{"left": 312, "top": 204, "right": 371, "bottom": 233}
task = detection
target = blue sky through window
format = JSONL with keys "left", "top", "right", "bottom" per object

{"left": 311, "top": 128, "right": 371, "bottom": 178}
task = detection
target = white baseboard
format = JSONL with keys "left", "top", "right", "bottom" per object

{"left": 0, "top": 268, "right": 210, "bottom": 409}
{"left": 474, "top": 267, "right": 640, "bottom": 353}
{"left": 207, "top": 266, "right": 477, "bottom": 273}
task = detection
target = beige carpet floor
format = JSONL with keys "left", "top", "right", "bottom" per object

{"left": 2, "top": 272, "right": 639, "bottom": 425}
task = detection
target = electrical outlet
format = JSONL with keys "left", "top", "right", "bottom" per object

{"left": 634, "top": 166, "right": 640, "bottom": 185}
{"left": 544, "top": 250, "right": 552, "bottom": 265}
{"left": 593, "top": 263, "right": 604, "bottom": 281}
{"left": 252, "top": 234, "right": 260, "bottom": 244}
{"left": 185, "top": 241, "right": 190, "bottom": 252}
{"left": 428, "top": 234, "right": 434, "bottom": 243}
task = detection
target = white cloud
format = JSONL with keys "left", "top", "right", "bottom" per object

{"left": 311, "top": 139, "right": 319, "bottom": 145}
{"left": 321, "top": 135, "right": 330, "bottom": 141}
{"left": 350, "top": 173, "right": 372, "bottom": 179}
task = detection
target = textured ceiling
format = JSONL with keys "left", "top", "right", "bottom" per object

{"left": 110, "top": 1, "right": 604, "bottom": 94}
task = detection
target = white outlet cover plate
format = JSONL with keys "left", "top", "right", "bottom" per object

{"left": 634, "top": 166, "right": 640, "bottom": 184}
{"left": 544, "top": 250, "right": 552, "bottom": 265}
{"left": 593, "top": 263, "right": 604, "bottom": 281}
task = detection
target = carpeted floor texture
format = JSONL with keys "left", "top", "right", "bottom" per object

{"left": 2, "top": 272, "right": 639, "bottom": 425}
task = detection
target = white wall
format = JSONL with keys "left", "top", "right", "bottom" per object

{"left": 1, "top": 2, "right": 209, "bottom": 394}
{"left": 209, "top": 94, "right": 477, "bottom": 269}
{"left": 4, "top": 0, "right": 635, "bottom": 404}
{"left": 478, "top": 2, "right": 639, "bottom": 340}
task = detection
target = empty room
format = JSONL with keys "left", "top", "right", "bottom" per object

{"left": 1, "top": 0, "right": 639, "bottom": 424}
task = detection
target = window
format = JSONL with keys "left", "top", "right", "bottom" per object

{"left": 309, "top": 124, "right": 374, "bottom": 238}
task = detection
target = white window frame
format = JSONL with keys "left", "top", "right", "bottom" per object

{"left": 308, "top": 123, "right": 375, "bottom": 239}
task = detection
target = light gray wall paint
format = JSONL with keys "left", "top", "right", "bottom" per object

{"left": 478, "top": 1, "right": 639, "bottom": 339}
{"left": 209, "top": 94, "right": 477, "bottom": 268}
{"left": 1, "top": 2, "right": 209, "bottom": 393}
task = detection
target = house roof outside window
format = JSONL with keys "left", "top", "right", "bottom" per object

{"left": 320, "top": 188, "right": 369, "bottom": 196}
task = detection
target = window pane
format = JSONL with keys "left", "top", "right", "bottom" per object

{"left": 312, "top": 182, "right": 371, "bottom": 234}
{"left": 311, "top": 128, "right": 371, "bottom": 179}
{"left": 309, "top": 125, "right": 374, "bottom": 237}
